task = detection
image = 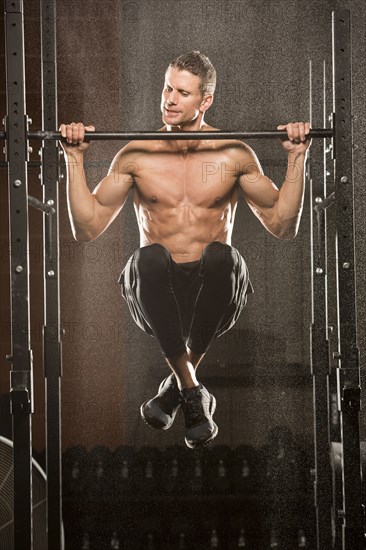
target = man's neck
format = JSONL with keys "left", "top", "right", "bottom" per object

{"left": 163, "top": 116, "right": 208, "bottom": 153}
{"left": 166, "top": 117, "right": 207, "bottom": 133}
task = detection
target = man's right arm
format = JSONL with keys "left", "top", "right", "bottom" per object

{"left": 60, "top": 122, "right": 135, "bottom": 242}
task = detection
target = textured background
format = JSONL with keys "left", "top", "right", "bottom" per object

{"left": 0, "top": 0, "right": 365, "bottom": 453}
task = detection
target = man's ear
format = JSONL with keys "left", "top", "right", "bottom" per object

{"left": 200, "top": 94, "right": 214, "bottom": 113}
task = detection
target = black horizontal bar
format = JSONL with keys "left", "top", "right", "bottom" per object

{"left": 0, "top": 129, "right": 334, "bottom": 141}
{"left": 26, "top": 128, "right": 333, "bottom": 141}
{"left": 28, "top": 195, "right": 55, "bottom": 215}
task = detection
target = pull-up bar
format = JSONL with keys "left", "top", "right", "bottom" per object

{"left": 0, "top": 128, "right": 333, "bottom": 142}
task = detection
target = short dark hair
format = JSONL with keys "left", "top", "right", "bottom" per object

{"left": 168, "top": 51, "right": 216, "bottom": 96}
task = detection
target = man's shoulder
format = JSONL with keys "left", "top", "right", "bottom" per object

{"left": 115, "top": 126, "right": 169, "bottom": 155}
{"left": 202, "top": 124, "right": 256, "bottom": 155}
{"left": 212, "top": 138, "right": 257, "bottom": 162}
{"left": 113, "top": 139, "right": 156, "bottom": 161}
{"left": 111, "top": 125, "right": 257, "bottom": 162}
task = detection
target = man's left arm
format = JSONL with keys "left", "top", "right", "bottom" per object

{"left": 239, "top": 121, "right": 311, "bottom": 240}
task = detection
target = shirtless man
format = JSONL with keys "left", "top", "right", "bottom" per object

{"left": 60, "top": 51, "right": 311, "bottom": 449}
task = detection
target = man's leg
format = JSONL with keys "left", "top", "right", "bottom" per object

{"left": 126, "top": 244, "right": 206, "bottom": 437}
{"left": 187, "top": 348, "right": 206, "bottom": 370}
{"left": 165, "top": 349, "right": 205, "bottom": 384}
{"left": 131, "top": 244, "right": 203, "bottom": 389}
{"left": 175, "top": 242, "right": 243, "bottom": 448}
{"left": 187, "top": 241, "right": 247, "bottom": 355}
{"left": 131, "top": 243, "right": 187, "bottom": 358}
{"left": 165, "top": 351, "right": 198, "bottom": 389}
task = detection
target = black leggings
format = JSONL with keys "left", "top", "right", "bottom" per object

{"left": 118, "top": 242, "right": 252, "bottom": 358}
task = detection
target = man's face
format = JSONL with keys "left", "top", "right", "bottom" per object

{"left": 161, "top": 66, "right": 211, "bottom": 127}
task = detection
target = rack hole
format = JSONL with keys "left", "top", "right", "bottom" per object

{"left": 16, "top": 238, "right": 21, "bottom": 243}
{"left": 16, "top": 209, "right": 20, "bottom": 214}
{"left": 13, "top": 81, "right": 18, "bottom": 86}
{"left": 340, "top": 48, "right": 345, "bottom": 52}
{"left": 13, "top": 110, "right": 18, "bottom": 115}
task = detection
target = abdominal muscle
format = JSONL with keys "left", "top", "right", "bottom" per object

{"left": 130, "top": 140, "right": 241, "bottom": 262}
{"left": 137, "top": 201, "right": 235, "bottom": 263}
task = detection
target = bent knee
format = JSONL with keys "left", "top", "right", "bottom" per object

{"left": 134, "top": 244, "right": 172, "bottom": 280}
{"left": 202, "top": 242, "right": 238, "bottom": 273}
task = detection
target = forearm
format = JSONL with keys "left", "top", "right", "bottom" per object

{"left": 65, "top": 151, "right": 97, "bottom": 240}
{"left": 274, "top": 151, "right": 307, "bottom": 238}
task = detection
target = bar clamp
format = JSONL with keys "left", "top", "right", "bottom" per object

{"left": 10, "top": 358, "right": 34, "bottom": 415}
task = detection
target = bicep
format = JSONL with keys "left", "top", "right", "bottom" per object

{"left": 91, "top": 161, "right": 134, "bottom": 230}
{"left": 240, "top": 174, "right": 280, "bottom": 238}
{"left": 238, "top": 144, "right": 279, "bottom": 211}
{"left": 239, "top": 171, "right": 279, "bottom": 212}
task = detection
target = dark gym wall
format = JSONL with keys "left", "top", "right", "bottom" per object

{"left": 1, "top": 0, "right": 365, "bottom": 451}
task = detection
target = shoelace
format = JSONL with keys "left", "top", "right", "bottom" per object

{"left": 158, "top": 379, "right": 181, "bottom": 410}
{"left": 184, "top": 393, "right": 205, "bottom": 425}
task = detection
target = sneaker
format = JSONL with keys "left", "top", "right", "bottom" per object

{"left": 140, "top": 374, "right": 181, "bottom": 430}
{"left": 180, "top": 384, "right": 218, "bottom": 449}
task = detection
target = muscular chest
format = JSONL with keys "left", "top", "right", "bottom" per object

{"left": 134, "top": 150, "right": 239, "bottom": 207}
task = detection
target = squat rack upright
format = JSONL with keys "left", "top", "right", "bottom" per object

{"left": 1, "top": 2, "right": 363, "bottom": 549}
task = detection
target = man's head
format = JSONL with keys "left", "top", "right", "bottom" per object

{"left": 169, "top": 51, "right": 216, "bottom": 96}
{"left": 161, "top": 51, "right": 216, "bottom": 128}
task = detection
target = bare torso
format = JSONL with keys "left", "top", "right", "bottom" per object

{"left": 128, "top": 126, "right": 245, "bottom": 262}
{"left": 64, "top": 117, "right": 307, "bottom": 257}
